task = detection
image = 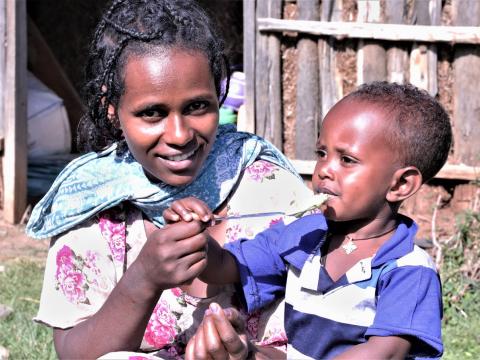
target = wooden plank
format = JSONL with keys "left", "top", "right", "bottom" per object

{"left": 255, "top": 0, "right": 282, "bottom": 149}
{"left": 2, "top": 0, "right": 27, "bottom": 223}
{"left": 290, "top": 159, "right": 480, "bottom": 181}
{"left": 452, "top": 0, "right": 480, "bottom": 166}
{"left": 318, "top": 0, "right": 342, "bottom": 118}
{"left": 410, "top": 0, "right": 441, "bottom": 95}
{"left": 452, "top": 4, "right": 480, "bottom": 163}
{"left": 357, "top": 0, "right": 386, "bottom": 85}
{"left": 257, "top": 18, "right": 480, "bottom": 44}
{"left": 240, "top": 0, "right": 256, "bottom": 133}
{"left": 295, "top": 0, "right": 320, "bottom": 160}
{"left": 385, "top": 0, "right": 408, "bottom": 84}
{"left": 0, "top": 0, "right": 5, "bottom": 142}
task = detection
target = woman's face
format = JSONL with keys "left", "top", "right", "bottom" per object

{"left": 114, "top": 49, "right": 219, "bottom": 186}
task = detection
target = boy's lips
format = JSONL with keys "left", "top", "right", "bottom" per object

{"left": 317, "top": 187, "right": 338, "bottom": 197}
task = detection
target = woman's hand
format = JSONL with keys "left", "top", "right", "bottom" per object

{"left": 163, "top": 197, "right": 213, "bottom": 224}
{"left": 186, "top": 303, "right": 250, "bottom": 360}
{"left": 132, "top": 220, "right": 209, "bottom": 292}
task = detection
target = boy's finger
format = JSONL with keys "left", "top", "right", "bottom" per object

{"left": 208, "top": 303, "right": 248, "bottom": 358}
{"left": 169, "top": 200, "right": 194, "bottom": 221}
{"left": 202, "top": 313, "right": 230, "bottom": 360}
{"left": 163, "top": 208, "right": 180, "bottom": 222}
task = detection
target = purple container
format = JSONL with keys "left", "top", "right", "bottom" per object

{"left": 222, "top": 71, "right": 245, "bottom": 112}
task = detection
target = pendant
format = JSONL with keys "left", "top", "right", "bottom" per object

{"left": 341, "top": 238, "right": 357, "bottom": 254}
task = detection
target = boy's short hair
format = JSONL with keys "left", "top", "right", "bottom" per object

{"left": 346, "top": 81, "right": 452, "bottom": 183}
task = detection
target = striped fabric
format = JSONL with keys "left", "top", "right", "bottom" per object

{"left": 225, "top": 214, "right": 443, "bottom": 359}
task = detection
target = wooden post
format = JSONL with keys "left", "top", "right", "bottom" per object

{"left": 254, "top": 0, "right": 282, "bottom": 149}
{"left": 452, "top": 0, "right": 480, "bottom": 165}
{"left": 385, "top": 0, "right": 408, "bottom": 84}
{"left": 410, "top": 0, "right": 441, "bottom": 95}
{"left": 318, "top": 0, "right": 342, "bottom": 118}
{"left": 357, "top": 0, "right": 387, "bottom": 85}
{"left": 2, "top": 0, "right": 27, "bottom": 223}
{"left": 241, "top": 0, "right": 256, "bottom": 134}
{"left": 295, "top": 0, "right": 320, "bottom": 160}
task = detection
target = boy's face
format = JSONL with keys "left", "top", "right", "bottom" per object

{"left": 312, "top": 98, "right": 401, "bottom": 222}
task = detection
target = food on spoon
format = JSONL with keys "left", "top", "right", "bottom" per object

{"left": 287, "top": 192, "right": 330, "bottom": 218}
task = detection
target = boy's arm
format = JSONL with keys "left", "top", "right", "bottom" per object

{"left": 333, "top": 336, "right": 411, "bottom": 360}
{"left": 199, "top": 235, "right": 240, "bottom": 284}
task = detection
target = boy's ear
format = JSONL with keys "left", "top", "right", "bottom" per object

{"left": 386, "top": 166, "right": 423, "bottom": 203}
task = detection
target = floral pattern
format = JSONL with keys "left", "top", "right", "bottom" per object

{"left": 37, "top": 161, "right": 313, "bottom": 358}
{"left": 99, "top": 210, "right": 127, "bottom": 262}
{"left": 245, "top": 160, "right": 277, "bottom": 182}
{"left": 55, "top": 245, "right": 102, "bottom": 305}
{"left": 144, "top": 300, "right": 180, "bottom": 348}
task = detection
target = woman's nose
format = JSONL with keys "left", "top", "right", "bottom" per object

{"left": 163, "top": 113, "right": 193, "bottom": 146}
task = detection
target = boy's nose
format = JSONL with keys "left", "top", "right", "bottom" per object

{"left": 163, "top": 113, "right": 193, "bottom": 146}
{"left": 315, "top": 160, "right": 334, "bottom": 180}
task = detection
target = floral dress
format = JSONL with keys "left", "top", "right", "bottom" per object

{"left": 35, "top": 160, "right": 312, "bottom": 359}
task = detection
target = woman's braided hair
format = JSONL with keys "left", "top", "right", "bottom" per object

{"left": 77, "top": 0, "right": 230, "bottom": 153}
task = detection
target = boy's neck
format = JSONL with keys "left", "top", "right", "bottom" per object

{"left": 328, "top": 215, "right": 399, "bottom": 240}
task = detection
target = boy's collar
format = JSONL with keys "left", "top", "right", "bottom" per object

{"left": 371, "top": 214, "right": 417, "bottom": 267}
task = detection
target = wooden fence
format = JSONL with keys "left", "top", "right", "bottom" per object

{"left": 242, "top": 0, "right": 480, "bottom": 181}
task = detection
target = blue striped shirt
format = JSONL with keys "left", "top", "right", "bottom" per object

{"left": 225, "top": 213, "right": 443, "bottom": 359}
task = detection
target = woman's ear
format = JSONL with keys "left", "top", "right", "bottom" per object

{"left": 107, "top": 104, "right": 116, "bottom": 122}
{"left": 386, "top": 166, "right": 423, "bottom": 203}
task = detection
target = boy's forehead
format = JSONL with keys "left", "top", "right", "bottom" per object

{"left": 322, "top": 98, "right": 390, "bottom": 130}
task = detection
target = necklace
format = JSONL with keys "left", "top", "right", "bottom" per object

{"left": 341, "top": 226, "right": 396, "bottom": 255}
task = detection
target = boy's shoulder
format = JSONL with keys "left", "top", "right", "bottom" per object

{"left": 395, "top": 244, "right": 437, "bottom": 271}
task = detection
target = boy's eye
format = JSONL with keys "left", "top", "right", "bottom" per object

{"left": 341, "top": 155, "right": 357, "bottom": 164}
{"left": 315, "top": 149, "right": 327, "bottom": 158}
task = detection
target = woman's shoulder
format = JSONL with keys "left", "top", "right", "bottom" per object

{"left": 231, "top": 159, "right": 311, "bottom": 210}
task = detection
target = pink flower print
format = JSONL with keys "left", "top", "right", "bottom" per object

{"left": 99, "top": 216, "right": 126, "bottom": 262}
{"left": 144, "top": 300, "right": 179, "bottom": 349}
{"left": 59, "top": 271, "right": 88, "bottom": 304}
{"left": 171, "top": 287, "right": 183, "bottom": 298}
{"left": 128, "top": 357, "right": 150, "bottom": 360}
{"left": 269, "top": 217, "right": 283, "bottom": 227}
{"left": 245, "top": 160, "right": 276, "bottom": 182}
{"left": 84, "top": 250, "right": 100, "bottom": 276}
{"left": 56, "top": 245, "right": 74, "bottom": 272}
{"left": 258, "top": 327, "right": 288, "bottom": 347}
{"left": 246, "top": 312, "right": 260, "bottom": 339}
{"left": 226, "top": 223, "right": 243, "bottom": 243}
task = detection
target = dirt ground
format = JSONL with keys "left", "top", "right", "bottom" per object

{"left": 0, "top": 210, "right": 49, "bottom": 263}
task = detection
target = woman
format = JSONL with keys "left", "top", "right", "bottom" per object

{"left": 27, "top": 1, "right": 311, "bottom": 359}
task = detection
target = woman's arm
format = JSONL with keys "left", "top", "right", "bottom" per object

{"left": 53, "top": 220, "right": 208, "bottom": 359}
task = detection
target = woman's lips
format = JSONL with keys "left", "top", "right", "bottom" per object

{"left": 157, "top": 147, "right": 200, "bottom": 171}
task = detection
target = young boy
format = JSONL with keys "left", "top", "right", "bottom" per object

{"left": 164, "top": 81, "right": 450, "bottom": 359}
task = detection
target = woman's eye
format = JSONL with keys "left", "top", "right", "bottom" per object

{"left": 186, "top": 101, "right": 209, "bottom": 114}
{"left": 139, "top": 108, "right": 166, "bottom": 120}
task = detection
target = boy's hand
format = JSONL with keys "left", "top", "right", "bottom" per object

{"left": 163, "top": 197, "right": 213, "bottom": 224}
{"left": 185, "top": 303, "right": 249, "bottom": 360}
